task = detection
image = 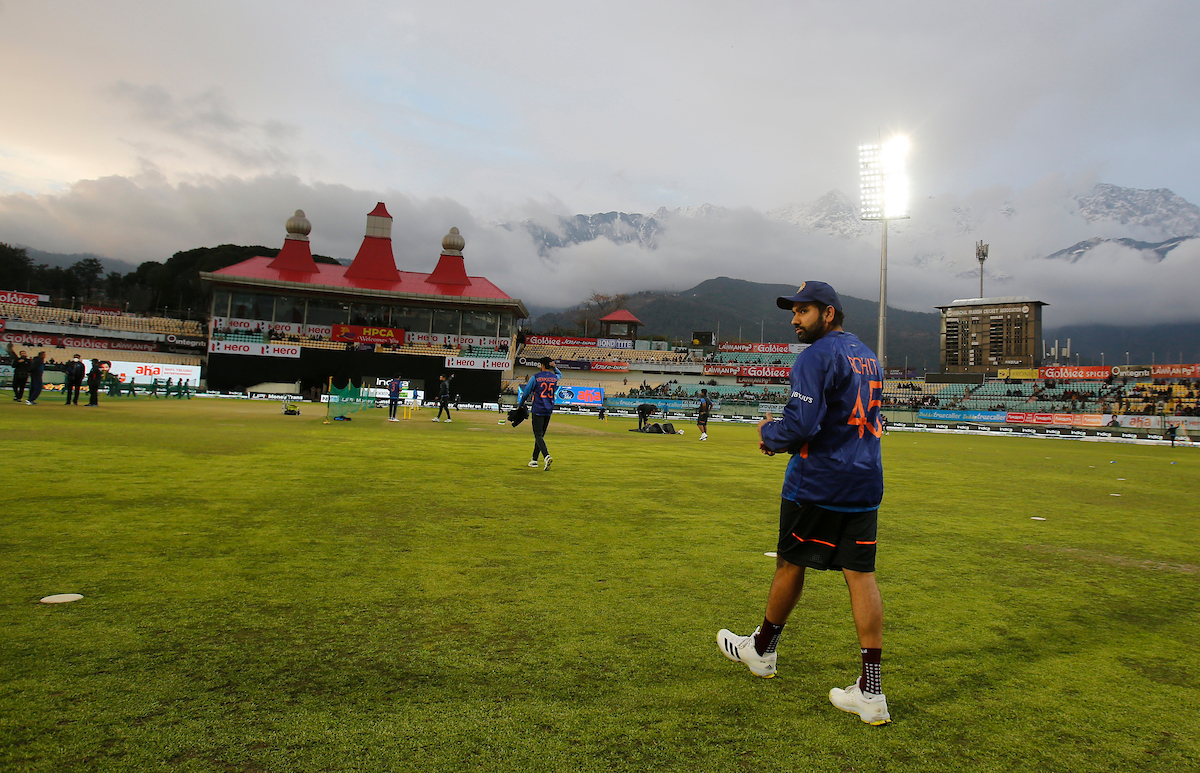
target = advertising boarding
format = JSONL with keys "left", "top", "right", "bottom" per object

{"left": 332, "top": 324, "right": 406, "bottom": 345}
{"left": 80, "top": 304, "right": 123, "bottom": 316}
{"left": 108, "top": 360, "right": 202, "bottom": 387}
{"left": 444, "top": 355, "right": 511, "bottom": 370}
{"left": 0, "top": 290, "right": 48, "bottom": 307}
{"left": 554, "top": 386, "right": 604, "bottom": 406}
{"left": 208, "top": 340, "right": 300, "bottom": 358}
{"left": 718, "top": 342, "right": 807, "bottom": 354}
{"left": 0, "top": 331, "right": 157, "bottom": 352}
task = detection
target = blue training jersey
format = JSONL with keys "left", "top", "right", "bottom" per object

{"left": 518, "top": 368, "right": 562, "bottom": 415}
{"left": 759, "top": 331, "right": 884, "bottom": 509}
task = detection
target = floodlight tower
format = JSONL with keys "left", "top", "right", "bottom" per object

{"left": 859, "top": 137, "right": 910, "bottom": 370}
{"left": 976, "top": 241, "right": 989, "bottom": 297}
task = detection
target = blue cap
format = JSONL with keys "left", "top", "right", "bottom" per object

{"left": 776, "top": 281, "right": 842, "bottom": 312}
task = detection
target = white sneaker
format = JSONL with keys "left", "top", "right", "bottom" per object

{"left": 700, "top": 433, "right": 707, "bottom": 441}
{"left": 431, "top": 417, "right": 439, "bottom": 422}
{"left": 445, "top": 418, "right": 452, "bottom": 423}
{"left": 528, "top": 460, "right": 539, "bottom": 468}
{"left": 543, "top": 456, "right": 553, "bottom": 471}
{"left": 829, "top": 682, "right": 891, "bottom": 725}
{"left": 716, "top": 628, "right": 776, "bottom": 678}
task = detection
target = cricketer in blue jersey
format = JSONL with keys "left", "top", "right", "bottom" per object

{"left": 717, "top": 280, "right": 892, "bottom": 726}
{"left": 387, "top": 377, "right": 403, "bottom": 421}
{"left": 517, "top": 356, "right": 562, "bottom": 470}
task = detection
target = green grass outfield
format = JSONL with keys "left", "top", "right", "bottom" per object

{"left": 1, "top": 397, "right": 1197, "bottom": 772}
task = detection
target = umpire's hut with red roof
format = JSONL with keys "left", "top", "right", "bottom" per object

{"left": 199, "top": 204, "right": 527, "bottom": 398}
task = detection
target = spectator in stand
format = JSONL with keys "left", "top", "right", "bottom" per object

{"left": 26, "top": 352, "right": 46, "bottom": 405}
{"left": 7, "top": 345, "right": 30, "bottom": 402}
{"left": 63, "top": 354, "right": 85, "bottom": 405}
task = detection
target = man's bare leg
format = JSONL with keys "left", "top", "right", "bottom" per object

{"left": 842, "top": 568, "right": 884, "bottom": 702}
{"left": 765, "top": 557, "right": 806, "bottom": 624}
{"left": 842, "top": 569, "right": 882, "bottom": 649}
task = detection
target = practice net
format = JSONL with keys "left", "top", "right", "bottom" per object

{"left": 325, "top": 379, "right": 372, "bottom": 422}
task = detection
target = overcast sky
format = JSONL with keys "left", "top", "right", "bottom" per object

{"left": 1, "top": 0, "right": 1198, "bottom": 323}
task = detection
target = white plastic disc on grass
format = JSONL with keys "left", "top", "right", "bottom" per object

{"left": 1110, "top": 493, "right": 1121, "bottom": 497}
{"left": 1031, "top": 517, "right": 1046, "bottom": 521}
{"left": 40, "top": 593, "right": 83, "bottom": 604}
{"left": 764, "top": 551, "right": 778, "bottom": 558}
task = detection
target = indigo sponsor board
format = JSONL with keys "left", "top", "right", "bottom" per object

{"left": 554, "top": 386, "right": 604, "bottom": 406}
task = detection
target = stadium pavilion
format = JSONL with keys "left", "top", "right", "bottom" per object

{"left": 199, "top": 205, "right": 527, "bottom": 399}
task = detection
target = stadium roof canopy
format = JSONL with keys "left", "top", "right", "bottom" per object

{"left": 200, "top": 205, "right": 528, "bottom": 317}
{"left": 935, "top": 296, "right": 1047, "bottom": 309}
{"left": 600, "top": 309, "right": 644, "bottom": 324}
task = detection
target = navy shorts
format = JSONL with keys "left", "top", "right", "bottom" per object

{"left": 776, "top": 499, "right": 878, "bottom": 573}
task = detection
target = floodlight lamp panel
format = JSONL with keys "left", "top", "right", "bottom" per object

{"left": 859, "top": 143, "right": 886, "bottom": 220}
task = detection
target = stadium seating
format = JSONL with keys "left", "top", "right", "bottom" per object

{"left": 0, "top": 302, "right": 203, "bottom": 337}
{"left": 520, "top": 344, "right": 690, "bottom": 364}
{"left": 705, "top": 351, "right": 792, "bottom": 365}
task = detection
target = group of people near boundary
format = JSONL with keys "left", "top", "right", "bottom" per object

{"left": 6, "top": 345, "right": 110, "bottom": 407}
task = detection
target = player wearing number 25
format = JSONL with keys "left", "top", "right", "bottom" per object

{"left": 717, "top": 281, "right": 892, "bottom": 726}
{"left": 516, "top": 356, "right": 562, "bottom": 471}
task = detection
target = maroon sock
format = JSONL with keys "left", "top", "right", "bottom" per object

{"left": 859, "top": 648, "right": 882, "bottom": 695}
{"left": 754, "top": 618, "right": 785, "bottom": 656}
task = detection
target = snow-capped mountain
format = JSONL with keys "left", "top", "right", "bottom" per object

{"left": 1044, "top": 235, "right": 1198, "bottom": 263}
{"left": 502, "top": 184, "right": 1199, "bottom": 270}
{"left": 1075, "top": 184, "right": 1200, "bottom": 238}
{"left": 765, "top": 190, "right": 872, "bottom": 238}
{"left": 508, "top": 211, "right": 662, "bottom": 256}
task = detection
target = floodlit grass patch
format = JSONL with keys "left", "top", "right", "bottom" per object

{"left": 1, "top": 398, "right": 1197, "bottom": 772}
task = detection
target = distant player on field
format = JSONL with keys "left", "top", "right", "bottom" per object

{"left": 387, "top": 376, "right": 403, "bottom": 421}
{"left": 696, "top": 388, "right": 713, "bottom": 441}
{"left": 516, "top": 357, "right": 561, "bottom": 470}
{"left": 716, "top": 280, "right": 890, "bottom": 725}
{"left": 433, "top": 374, "right": 454, "bottom": 422}
{"left": 636, "top": 402, "right": 657, "bottom": 431}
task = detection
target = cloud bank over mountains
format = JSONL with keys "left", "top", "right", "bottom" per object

{"left": 1, "top": 173, "right": 1197, "bottom": 327}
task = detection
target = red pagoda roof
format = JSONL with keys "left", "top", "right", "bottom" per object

{"left": 208, "top": 256, "right": 515, "bottom": 302}
{"left": 600, "top": 309, "right": 643, "bottom": 324}
{"left": 367, "top": 202, "right": 392, "bottom": 218}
